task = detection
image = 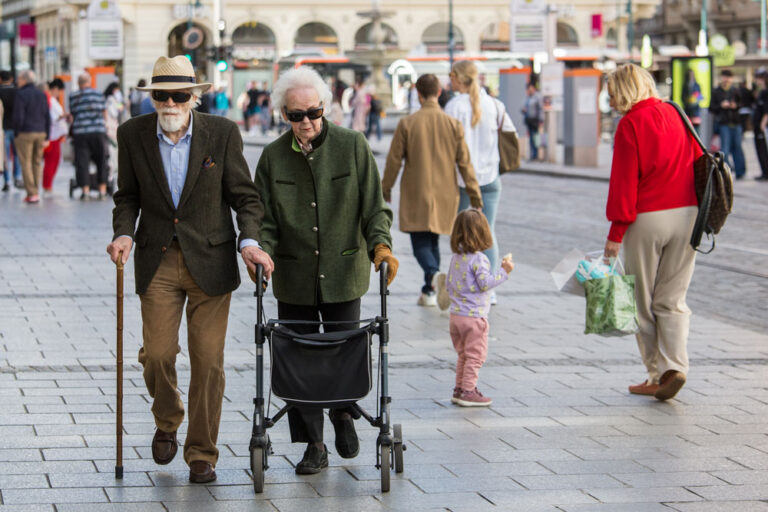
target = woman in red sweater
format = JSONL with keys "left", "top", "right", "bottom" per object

{"left": 604, "top": 64, "right": 702, "bottom": 401}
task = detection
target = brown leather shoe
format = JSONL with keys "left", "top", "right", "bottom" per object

{"left": 151, "top": 429, "right": 178, "bottom": 465}
{"left": 189, "top": 460, "right": 217, "bottom": 483}
{"left": 628, "top": 381, "right": 659, "bottom": 396}
{"left": 655, "top": 370, "right": 686, "bottom": 401}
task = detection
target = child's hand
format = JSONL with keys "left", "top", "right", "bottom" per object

{"left": 501, "top": 253, "right": 514, "bottom": 274}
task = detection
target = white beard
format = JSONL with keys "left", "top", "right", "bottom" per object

{"left": 157, "top": 108, "right": 188, "bottom": 133}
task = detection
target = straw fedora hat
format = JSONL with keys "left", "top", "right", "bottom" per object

{"left": 138, "top": 55, "right": 212, "bottom": 93}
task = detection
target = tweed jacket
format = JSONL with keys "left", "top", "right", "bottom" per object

{"left": 112, "top": 110, "right": 264, "bottom": 296}
{"left": 254, "top": 121, "right": 393, "bottom": 306}
{"left": 382, "top": 100, "right": 482, "bottom": 235}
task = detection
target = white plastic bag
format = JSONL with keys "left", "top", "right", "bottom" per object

{"left": 550, "top": 248, "right": 587, "bottom": 296}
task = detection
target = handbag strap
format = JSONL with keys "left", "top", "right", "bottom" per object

{"left": 665, "top": 100, "right": 710, "bottom": 156}
{"left": 494, "top": 100, "right": 504, "bottom": 132}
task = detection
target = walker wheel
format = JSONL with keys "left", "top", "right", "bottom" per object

{"left": 393, "top": 424, "right": 404, "bottom": 474}
{"left": 380, "top": 444, "right": 390, "bottom": 492}
{"left": 251, "top": 446, "right": 265, "bottom": 493}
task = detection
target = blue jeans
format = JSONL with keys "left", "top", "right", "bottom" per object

{"left": 526, "top": 119, "right": 539, "bottom": 160}
{"left": 410, "top": 232, "right": 440, "bottom": 293}
{"left": 719, "top": 124, "right": 745, "bottom": 177}
{"left": 3, "top": 130, "right": 21, "bottom": 184}
{"left": 459, "top": 176, "right": 502, "bottom": 271}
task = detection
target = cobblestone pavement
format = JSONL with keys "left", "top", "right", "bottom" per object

{"left": 0, "top": 136, "right": 766, "bottom": 511}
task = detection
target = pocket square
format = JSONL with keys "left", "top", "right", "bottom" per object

{"left": 202, "top": 156, "right": 215, "bottom": 169}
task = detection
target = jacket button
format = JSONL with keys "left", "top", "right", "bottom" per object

{"left": 308, "top": 156, "right": 314, "bottom": 161}
{"left": 310, "top": 202, "right": 317, "bottom": 208}
{"left": 174, "top": 218, "right": 179, "bottom": 224}
{"left": 319, "top": 274, "right": 325, "bottom": 279}
{"left": 314, "top": 250, "right": 319, "bottom": 255}
{"left": 161, "top": 246, "right": 167, "bottom": 253}
{"left": 312, "top": 226, "right": 318, "bottom": 232}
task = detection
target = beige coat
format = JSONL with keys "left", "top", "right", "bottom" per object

{"left": 382, "top": 100, "right": 482, "bottom": 235}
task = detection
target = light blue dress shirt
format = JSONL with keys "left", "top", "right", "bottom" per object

{"left": 156, "top": 116, "right": 192, "bottom": 208}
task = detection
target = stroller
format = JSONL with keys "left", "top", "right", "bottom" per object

{"left": 249, "top": 262, "right": 405, "bottom": 493}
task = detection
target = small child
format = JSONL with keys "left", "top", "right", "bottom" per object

{"left": 435, "top": 209, "right": 514, "bottom": 407}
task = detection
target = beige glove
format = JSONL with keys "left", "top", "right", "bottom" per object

{"left": 373, "top": 243, "right": 398, "bottom": 286}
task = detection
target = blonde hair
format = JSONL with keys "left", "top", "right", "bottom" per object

{"left": 452, "top": 61, "right": 481, "bottom": 127}
{"left": 606, "top": 63, "right": 660, "bottom": 114}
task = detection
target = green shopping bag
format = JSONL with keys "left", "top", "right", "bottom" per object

{"left": 583, "top": 273, "right": 640, "bottom": 337}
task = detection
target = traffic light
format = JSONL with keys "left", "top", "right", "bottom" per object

{"left": 214, "top": 46, "right": 231, "bottom": 72}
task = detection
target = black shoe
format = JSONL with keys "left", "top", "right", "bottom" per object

{"left": 755, "top": 175, "right": 768, "bottom": 181}
{"left": 14, "top": 179, "right": 23, "bottom": 189}
{"left": 329, "top": 410, "right": 359, "bottom": 459}
{"left": 1, "top": 183, "right": 8, "bottom": 192}
{"left": 295, "top": 443, "right": 328, "bottom": 475}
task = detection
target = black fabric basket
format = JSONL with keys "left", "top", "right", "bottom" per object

{"left": 268, "top": 323, "right": 373, "bottom": 407}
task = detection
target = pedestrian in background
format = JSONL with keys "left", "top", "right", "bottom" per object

{"left": 365, "top": 93, "right": 382, "bottom": 141}
{"left": 604, "top": 63, "right": 701, "bottom": 402}
{"left": 107, "top": 55, "right": 273, "bottom": 484}
{"left": 445, "top": 209, "right": 514, "bottom": 407}
{"left": 445, "top": 60, "right": 516, "bottom": 305}
{"left": 104, "top": 81, "right": 124, "bottom": 178}
{"left": 213, "top": 86, "right": 230, "bottom": 117}
{"left": 521, "top": 82, "right": 544, "bottom": 161}
{"left": 753, "top": 69, "right": 768, "bottom": 181}
{"left": 350, "top": 81, "right": 370, "bottom": 132}
{"left": 0, "top": 70, "right": 22, "bottom": 192}
{"left": 13, "top": 70, "right": 49, "bottom": 204}
{"left": 382, "top": 73, "right": 482, "bottom": 306}
{"left": 682, "top": 69, "right": 703, "bottom": 135}
{"left": 129, "top": 79, "right": 148, "bottom": 118}
{"left": 710, "top": 69, "right": 746, "bottom": 179}
{"left": 69, "top": 73, "right": 109, "bottom": 200}
{"left": 42, "top": 78, "right": 68, "bottom": 195}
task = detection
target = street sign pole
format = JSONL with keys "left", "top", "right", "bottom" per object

{"left": 448, "top": 0, "right": 454, "bottom": 73}
{"left": 762, "top": 0, "right": 766, "bottom": 55}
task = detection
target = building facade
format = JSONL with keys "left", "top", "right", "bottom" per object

{"left": 2, "top": 0, "right": 660, "bottom": 91}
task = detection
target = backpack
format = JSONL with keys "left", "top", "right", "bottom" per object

{"left": 666, "top": 100, "right": 734, "bottom": 254}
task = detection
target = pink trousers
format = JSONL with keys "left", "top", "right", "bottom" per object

{"left": 449, "top": 314, "right": 489, "bottom": 391}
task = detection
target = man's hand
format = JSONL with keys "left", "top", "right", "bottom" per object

{"left": 382, "top": 189, "right": 391, "bottom": 203}
{"left": 106, "top": 237, "right": 133, "bottom": 265}
{"left": 604, "top": 239, "right": 621, "bottom": 259}
{"left": 242, "top": 245, "right": 274, "bottom": 280}
{"left": 373, "top": 243, "right": 398, "bottom": 286}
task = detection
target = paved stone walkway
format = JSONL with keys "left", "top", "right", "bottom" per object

{"left": 0, "top": 153, "right": 767, "bottom": 511}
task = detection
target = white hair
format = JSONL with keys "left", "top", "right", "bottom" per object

{"left": 271, "top": 66, "right": 333, "bottom": 113}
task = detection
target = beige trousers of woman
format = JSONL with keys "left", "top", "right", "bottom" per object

{"left": 623, "top": 206, "right": 698, "bottom": 384}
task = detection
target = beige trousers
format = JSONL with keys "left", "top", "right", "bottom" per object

{"left": 623, "top": 207, "right": 698, "bottom": 384}
{"left": 139, "top": 241, "right": 232, "bottom": 466}
{"left": 15, "top": 132, "right": 46, "bottom": 196}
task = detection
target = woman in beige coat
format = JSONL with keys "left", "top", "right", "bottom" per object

{"left": 382, "top": 74, "right": 482, "bottom": 305}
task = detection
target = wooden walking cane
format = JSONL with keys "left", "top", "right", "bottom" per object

{"left": 115, "top": 250, "right": 124, "bottom": 479}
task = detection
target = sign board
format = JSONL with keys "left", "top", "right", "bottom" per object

{"left": 510, "top": 0, "right": 546, "bottom": 13}
{"left": 670, "top": 56, "right": 713, "bottom": 110}
{"left": 708, "top": 33, "right": 735, "bottom": 67}
{"left": 18, "top": 23, "right": 36, "bottom": 47}
{"left": 509, "top": 15, "right": 547, "bottom": 54}
{"left": 88, "top": 0, "right": 123, "bottom": 60}
{"left": 540, "top": 62, "right": 564, "bottom": 96}
{"left": 45, "top": 46, "right": 57, "bottom": 63}
{"left": 182, "top": 28, "right": 204, "bottom": 50}
{"left": 172, "top": 4, "right": 211, "bottom": 20}
{"left": 577, "top": 88, "right": 597, "bottom": 115}
{"left": 591, "top": 14, "right": 602, "bottom": 38}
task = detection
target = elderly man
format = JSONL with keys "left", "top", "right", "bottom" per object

{"left": 382, "top": 73, "right": 482, "bottom": 307}
{"left": 254, "top": 66, "right": 397, "bottom": 475}
{"left": 69, "top": 73, "right": 109, "bottom": 200}
{"left": 107, "top": 56, "right": 274, "bottom": 483}
{"left": 13, "top": 70, "right": 49, "bottom": 203}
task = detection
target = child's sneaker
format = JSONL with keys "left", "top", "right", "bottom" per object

{"left": 455, "top": 387, "right": 492, "bottom": 407}
{"left": 434, "top": 273, "right": 450, "bottom": 310}
{"left": 450, "top": 387, "right": 462, "bottom": 404}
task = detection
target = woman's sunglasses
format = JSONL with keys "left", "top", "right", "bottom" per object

{"left": 151, "top": 90, "right": 192, "bottom": 103}
{"left": 283, "top": 105, "right": 324, "bottom": 123}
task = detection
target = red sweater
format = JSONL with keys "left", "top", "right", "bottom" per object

{"left": 606, "top": 97, "right": 702, "bottom": 242}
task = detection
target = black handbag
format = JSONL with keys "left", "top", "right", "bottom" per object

{"left": 666, "top": 101, "right": 734, "bottom": 253}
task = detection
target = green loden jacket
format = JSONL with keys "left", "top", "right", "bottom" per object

{"left": 254, "top": 120, "right": 393, "bottom": 306}
{"left": 112, "top": 111, "right": 264, "bottom": 296}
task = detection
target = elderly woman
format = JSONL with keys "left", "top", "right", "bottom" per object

{"left": 604, "top": 63, "right": 702, "bottom": 401}
{"left": 253, "top": 66, "right": 398, "bottom": 474}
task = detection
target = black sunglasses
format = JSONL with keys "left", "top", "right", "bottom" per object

{"left": 283, "top": 105, "right": 324, "bottom": 123}
{"left": 152, "top": 90, "right": 192, "bottom": 103}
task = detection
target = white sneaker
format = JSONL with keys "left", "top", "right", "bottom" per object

{"left": 433, "top": 273, "right": 450, "bottom": 310}
{"left": 489, "top": 290, "right": 497, "bottom": 306}
{"left": 417, "top": 291, "right": 437, "bottom": 307}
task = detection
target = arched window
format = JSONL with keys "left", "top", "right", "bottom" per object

{"left": 354, "top": 22, "right": 398, "bottom": 49}
{"left": 422, "top": 22, "right": 464, "bottom": 54}
{"left": 480, "top": 22, "right": 510, "bottom": 51}
{"left": 232, "top": 22, "right": 277, "bottom": 61}
{"left": 167, "top": 22, "right": 208, "bottom": 68}
{"left": 295, "top": 22, "right": 339, "bottom": 54}
{"left": 556, "top": 22, "right": 579, "bottom": 47}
